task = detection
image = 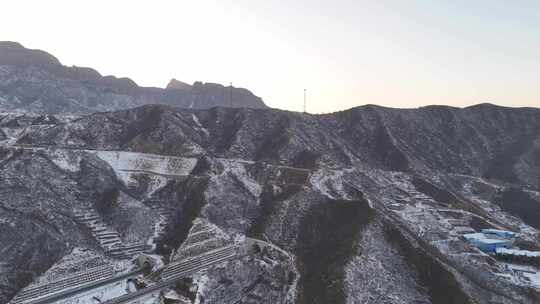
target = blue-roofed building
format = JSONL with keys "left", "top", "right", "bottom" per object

{"left": 481, "top": 229, "right": 517, "bottom": 239}
{"left": 463, "top": 232, "right": 514, "bottom": 253}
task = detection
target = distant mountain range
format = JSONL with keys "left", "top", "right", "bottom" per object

{"left": 0, "top": 41, "right": 267, "bottom": 114}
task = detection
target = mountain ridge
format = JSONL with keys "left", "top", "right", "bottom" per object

{"left": 16, "top": 102, "right": 540, "bottom": 189}
{"left": 0, "top": 41, "right": 267, "bottom": 114}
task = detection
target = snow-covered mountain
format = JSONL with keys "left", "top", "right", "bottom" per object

{"left": 0, "top": 42, "right": 267, "bottom": 114}
{"left": 1, "top": 103, "right": 540, "bottom": 304}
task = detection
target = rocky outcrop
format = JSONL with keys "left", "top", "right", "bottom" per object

{"left": 166, "top": 79, "right": 191, "bottom": 91}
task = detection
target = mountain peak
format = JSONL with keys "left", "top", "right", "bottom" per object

{"left": 0, "top": 41, "right": 61, "bottom": 67}
{"left": 0, "top": 41, "right": 25, "bottom": 49}
{"left": 166, "top": 78, "right": 191, "bottom": 90}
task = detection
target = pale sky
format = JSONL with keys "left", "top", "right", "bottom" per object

{"left": 2, "top": 0, "right": 540, "bottom": 113}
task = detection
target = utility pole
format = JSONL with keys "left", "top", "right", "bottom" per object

{"left": 229, "top": 82, "right": 233, "bottom": 107}
{"left": 303, "top": 89, "right": 307, "bottom": 113}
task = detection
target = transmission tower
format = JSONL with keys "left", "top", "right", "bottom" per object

{"left": 303, "top": 89, "right": 307, "bottom": 113}
{"left": 229, "top": 82, "right": 233, "bottom": 107}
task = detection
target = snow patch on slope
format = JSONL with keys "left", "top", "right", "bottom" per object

{"left": 218, "top": 159, "right": 262, "bottom": 197}
{"left": 48, "top": 149, "right": 83, "bottom": 172}
{"left": 310, "top": 168, "right": 353, "bottom": 200}
{"left": 92, "top": 151, "right": 197, "bottom": 192}
{"left": 93, "top": 151, "right": 197, "bottom": 176}
{"left": 193, "top": 272, "right": 210, "bottom": 304}
{"left": 192, "top": 114, "right": 209, "bottom": 137}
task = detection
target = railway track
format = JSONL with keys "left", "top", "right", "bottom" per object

{"left": 10, "top": 269, "right": 145, "bottom": 304}
{"left": 102, "top": 246, "right": 238, "bottom": 304}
